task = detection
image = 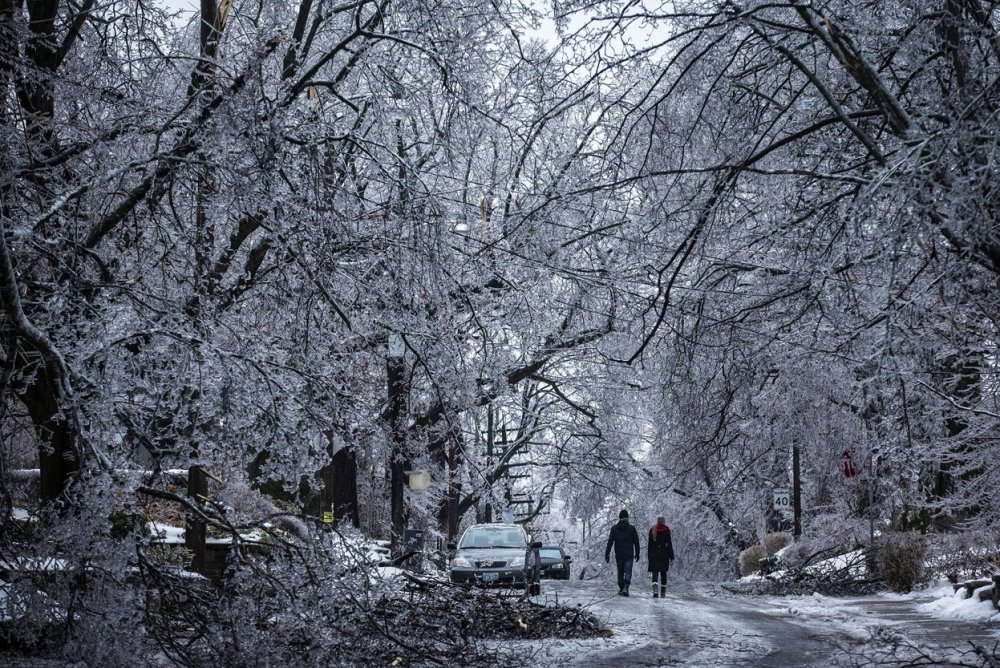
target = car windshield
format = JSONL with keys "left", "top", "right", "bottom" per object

{"left": 459, "top": 528, "right": 526, "bottom": 549}
{"left": 539, "top": 548, "right": 562, "bottom": 559}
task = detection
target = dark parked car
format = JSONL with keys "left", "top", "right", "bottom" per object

{"left": 538, "top": 546, "right": 572, "bottom": 580}
{"left": 447, "top": 523, "right": 541, "bottom": 593}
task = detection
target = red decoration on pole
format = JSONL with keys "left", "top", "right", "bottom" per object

{"left": 841, "top": 450, "right": 861, "bottom": 478}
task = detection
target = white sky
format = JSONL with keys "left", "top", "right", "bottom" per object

{"left": 161, "top": 0, "right": 197, "bottom": 11}
{"left": 157, "top": 0, "right": 564, "bottom": 43}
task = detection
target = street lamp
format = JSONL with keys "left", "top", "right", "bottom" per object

{"left": 406, "top": 469, "right": 431, "bottom": 492}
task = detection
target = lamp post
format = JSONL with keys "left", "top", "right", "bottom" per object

{"left": 406, "top": 469, "right": 431, "bottom": 492}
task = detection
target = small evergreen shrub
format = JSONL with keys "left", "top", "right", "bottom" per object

{"left": 739, "top": 544, "right": 767, "bottom": 577}
{"left": 867, "top": 532, "right": 928, "bottom": 592}
{"left": 758, "top": 555, "right": 780, "bottom": 575}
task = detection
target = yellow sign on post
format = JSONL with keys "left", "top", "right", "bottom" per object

{"left": 322, "top": 511, "right": 333, "bottom": 524}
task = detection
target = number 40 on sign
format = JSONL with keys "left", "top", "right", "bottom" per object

{"left": 772, "top": 488, "right": 791, "bottom": 511}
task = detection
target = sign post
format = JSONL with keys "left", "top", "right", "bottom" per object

{"left": 402, "top": 528, "right": 425, "bottom": 572}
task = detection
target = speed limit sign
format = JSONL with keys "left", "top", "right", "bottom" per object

{"left": 773, "top": 488, "right": 791, "bottom": 511}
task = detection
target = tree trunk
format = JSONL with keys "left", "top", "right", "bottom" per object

{"left": 17, "top": 367, "right": 79, "bottom": 503}
{"left": 1, "top": 0, "right": 79, "bottom": 505}
{"left": 434, "top": 433, "right": 462, "bottom": 540}
{"left": 186, "top": 466, "right": 208, "bottom": 575}
{"left": 386, "top": 353, "right": 408, "bottom": 543}
{"left": 320, "top": 440, "right": 359, "bottom": 527}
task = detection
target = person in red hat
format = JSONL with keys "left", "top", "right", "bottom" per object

{"left": 647, "top": 515, "right": 675, "bottom": 598}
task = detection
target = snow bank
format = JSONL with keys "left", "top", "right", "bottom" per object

{"left": 148, "top": 521, "right": 272, "bottom": 546}
{"left": 148, "top": 522, "right": 186, "bottom": 544}
{"left": 11, "top": 507, "right": 37, "bottom": 523}
{"left": 0, "top": 556, "right": 71, "bottom": 573}
{"left": 766, "top": 580, "right": 1000, "bottom": 631}
{"left": 374, "top": 566, "right": 406, "bottom": 580}
{"left": 147, "top": 521, "right": 406, "bottom": 582}
{"left": 918, "top": 583, "right": 1000, "bottom": 623}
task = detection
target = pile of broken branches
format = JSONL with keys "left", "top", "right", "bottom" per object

{"left": 723, "top": 548, "right": 880, "bottom": 597}
{"left": 141, "top": 552, "right": 611, "bottom": 668}
{"left": 383, "top": 576, "right": 612, "bottom": 641}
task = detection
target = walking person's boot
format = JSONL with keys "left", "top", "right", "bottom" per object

{"left": 660, "top": 585, "right": 666, "bottom": 598}
{"left": 652, "top": 583, "right": 658, "bottom": 598}
{"left": 623, "top": 584, "right": 630, "bottom": 597}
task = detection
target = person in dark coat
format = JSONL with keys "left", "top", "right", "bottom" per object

{"left": 647, "top": 515, "right": 675, "bottom": 598}
{"left": 605, "top": 509, "right": 641, "bottom": 596}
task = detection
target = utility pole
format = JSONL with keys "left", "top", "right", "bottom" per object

{"left": 792, "top": 442, "right": 802, "bottom": 540}
{"left": 868, "top": 447, "right": 877, "bottom": 545}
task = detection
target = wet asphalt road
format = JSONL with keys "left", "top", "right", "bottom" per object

{"left": 530, "top": 578, "right": 999, "bottom": 667}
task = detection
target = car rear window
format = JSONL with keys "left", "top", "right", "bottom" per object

{"left": 539, "top": 549, "right": 562, "bottom": 559}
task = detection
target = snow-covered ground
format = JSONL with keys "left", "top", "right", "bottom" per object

{"left": 769, "top": 581, "right": 1000, "bottom": 626}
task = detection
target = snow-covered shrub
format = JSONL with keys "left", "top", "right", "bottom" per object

{"left": 867, "top": 532, "right": 928, "bottom": 593}
{"left": 923, "top": 531, "right": 1000, "bottom": 582}
{"left": 739, "top": 544, "right": 767, "bottom": 576}
{"left": 772, "top": 514, "right": 869, "bottom": 570}
{"left": 762, "top": 532, "right": 792, "bottom": 556}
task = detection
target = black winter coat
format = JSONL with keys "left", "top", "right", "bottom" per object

{"left": 647, "top": 524, "right": 675, "bottom": 572}
{"left": 605, "top": 519, "right": 640, "bottom": 562}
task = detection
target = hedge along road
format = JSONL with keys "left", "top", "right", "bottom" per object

{"left": 519, "top": 578, "right": 1000, "bottom": 667}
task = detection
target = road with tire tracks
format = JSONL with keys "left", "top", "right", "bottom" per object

{"left": 521, "top": 578, "right": 999, "bottom": 667}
